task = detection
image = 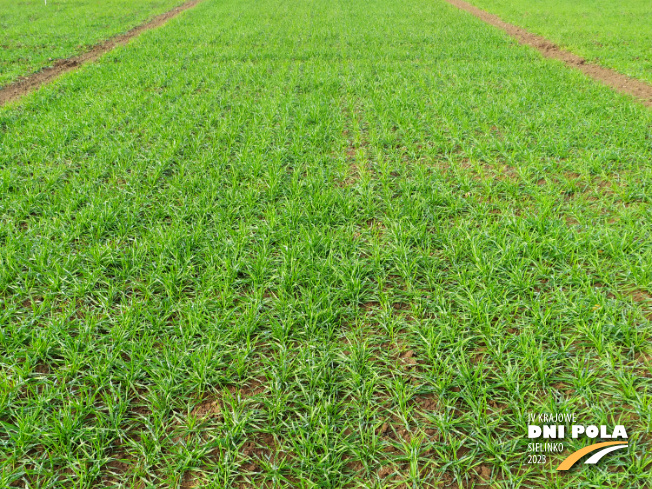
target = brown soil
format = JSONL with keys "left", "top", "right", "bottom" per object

{"left": 0, "top": 0, "right": 202, "bottom": 107}
{"left": 339, "top": 99, "right": 372, "bottom": 187}
{"left": 190, "top": 398, "right": 222, "bottom": 419}
{"left": 444, "top": 0, "right": 652, "bottom": 107}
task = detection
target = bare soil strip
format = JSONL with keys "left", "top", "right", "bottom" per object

{"left": 443, "top": 0, "right": 652, "bottom": 107}
{"left": 0, "top": 0, "right": 202, "bottom": 107}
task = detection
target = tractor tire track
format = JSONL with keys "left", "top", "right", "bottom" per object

{"left": 0, "top": 0, "right": 203, "bottom": 107}
{"left": 443, "top": 0, "right": 652, "bottom": 107}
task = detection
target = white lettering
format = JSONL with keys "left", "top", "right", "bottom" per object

{"left": 572, "top": 425, "right": 584, "bottom": 438}
{"left": 613, "top": 425, "right": 628, "bottom": 439}
{"left": 528, "top": 425, "right": 542, "bottom": 438}
{"left": 600, "top": 426, "right": 612, "bottom": 438}
{"left": 543, "top": 425, "right": 557, "bottom": 438}
{"left": 586, "top": 425, "right": 599, "bottom": 438}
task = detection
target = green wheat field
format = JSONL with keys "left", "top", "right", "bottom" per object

{"left": 0, "top": 0, "right": 651, "bottom": 487}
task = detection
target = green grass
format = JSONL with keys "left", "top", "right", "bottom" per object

{"left": 1, "top": 0, "right": 651, "bottom": 487}
{"left": 465, "top": 0, "right": 652, "bottom": 86}
{"left": 0, "top": 0, "right": 187, "bottom": 87}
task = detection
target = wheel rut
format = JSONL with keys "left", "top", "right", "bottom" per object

{"left": 0, "top": 0, "right": 203, "bottom": 107}
{"left": 443, "top": 0, "right": 652, "bottom": 107}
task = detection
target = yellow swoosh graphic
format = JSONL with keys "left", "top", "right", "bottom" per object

{"left": 557, "top": 441, "right": 628, "bottom": 471}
